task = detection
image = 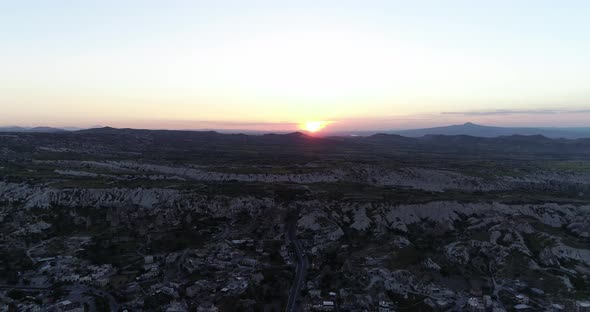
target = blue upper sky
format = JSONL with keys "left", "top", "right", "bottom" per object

{"left": 1, "top": 0, "right": 589, "bottom": 130}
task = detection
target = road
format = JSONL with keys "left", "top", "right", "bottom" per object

{"left": 285, "top": 214, "right": 308, "bottom": 312}
{"left": 26, "top": 237, "right": 58, "bottom": 264}
{"left": 0, "top": 284, "right": 118, "bottom": 311}
{"left": 0, "top": 285, "right": 50, "bottom": 290}
{"left": 86, "top": 286, "right": 118, "bottom": 312}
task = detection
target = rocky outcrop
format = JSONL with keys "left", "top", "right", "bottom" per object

{"left": 0, "top": 182, "right": 275, "bottom": 221}
{"left": 33, "top": 160, "right": 590, "bottom": 193}
{"left": 551, "top": 243, "right": 590, "bottom": 266}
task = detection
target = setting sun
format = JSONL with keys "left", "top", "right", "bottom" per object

{"left": 301, "top": 121, "right": 330, "bottom": 133}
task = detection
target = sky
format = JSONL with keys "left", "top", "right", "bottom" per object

{"left": 1, "top": 0, "right": 589, "bottom": 132}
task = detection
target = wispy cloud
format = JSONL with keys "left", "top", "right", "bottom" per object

{"left": 180, "top": 120, "right": 299, "bottom": 128}
{"left": 108, "top": 119, "right": 300, "bottom": 131}
{"left": 441, "top": 109, "right": 590, "bottom": 116}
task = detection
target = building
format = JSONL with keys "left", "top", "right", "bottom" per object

{"left": 577, "top": 301, "right": 590, "bottom": 312}
{"left": 196, "top": 304, "right": 219, "bottom": 312}
{"left": 466, "top": 297, "right": 485, "bottom": 312}
{"left": 166, "top": 301, "right": 188, "bottom": 312}
{"left": 56, "top": 300, "right": 84, "bottom": 312}
{"left": 144, "top": 262, "right": 159, "bottom": 271}
{"left": 378, "top": 300, "right": 394, "bottom": 312}
{"left": 59, "top": 274, "right": 80, "bottom": 283}
{"left": 320, "top": 301, "right": 335, "bottom": 311}
{"left": 515, "top": 294, "right": 529, "bottom": 304}
{"left": 92, "top": 277, "right": 109, "bottom": 287}
{"left": 514, "top": 304, "right": 531, "bottom": 310}
{"left": 550, "top": 303, "right": 565, "bottom": 311}
{"left": 483, "top": 295, "right": 492, "bottom": 308}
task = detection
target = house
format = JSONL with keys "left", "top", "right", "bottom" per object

{"left": 320, "top": 301, "right": 335, "bottom": 311}
{"left": 378, "top": 300, "right": 394, "bottom": 312}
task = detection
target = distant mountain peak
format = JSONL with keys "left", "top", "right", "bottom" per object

{"left": 76, "top": 126, "right": 120, "bottom": 133}
{"left": 286, "top": 131, "right": 308, "bottom": 137}
{"left": 389, "top": 122, "right": 590, "bottom": 139}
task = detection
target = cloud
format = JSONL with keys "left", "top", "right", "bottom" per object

{"left": 180, "top": 120, "right": 299, "bottom": 128}
{"left": 441, "top": 109, "right": 590, "bottom": 116}
{"left": 106, "top": 119, "right": 301, "bottom": 131}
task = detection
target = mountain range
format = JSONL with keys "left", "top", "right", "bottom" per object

{"left": 0, "top": 126, "right": 73, "bottom": 132}
{"left": 340, "top": 122, "right": 590, "bottom": 139}
{"left": 2, "top": 122, "right": 590, "bottom": 138}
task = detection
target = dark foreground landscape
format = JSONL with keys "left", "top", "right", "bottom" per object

{"left": 1, "top": 128, "right": 590, "bottom": 311}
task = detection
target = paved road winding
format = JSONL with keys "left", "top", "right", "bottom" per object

{"left": 286, "top": 215, "right": 308, "bottom": 312}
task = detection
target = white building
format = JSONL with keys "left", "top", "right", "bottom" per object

{"left": 515, "top": 294, "right": 529, "bottom": 304}
{"left": 378, "top": 300, "right": 394, "bottom": 312}
{"left": 577, "top": 301, "right": 590, "bottom": 312}
{"left": 56, "top": 300, "right": 84, "bottom": 312}
{"left": 466, "top": 297, "right": 485, "bottom": 312}
{"left": 59, "top": 274, "right": 80, "bottom": 283}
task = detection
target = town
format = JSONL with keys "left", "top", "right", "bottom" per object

{"left": 1, "top": 128, "right": 590, "bottom": 311}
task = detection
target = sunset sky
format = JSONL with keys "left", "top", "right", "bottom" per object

{"left": 1, "top": 1, "right": 589, "bottom": 132}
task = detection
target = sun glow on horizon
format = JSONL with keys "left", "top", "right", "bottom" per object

{"left": 301, "top": 121, "right": 330, "bottom": 133}
{"left": 1, "top": 2, "right": 590, "bottom": 129}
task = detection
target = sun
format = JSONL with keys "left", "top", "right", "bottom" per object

{"left": 301, "top": 121, "right": 329, "bottom": 133}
